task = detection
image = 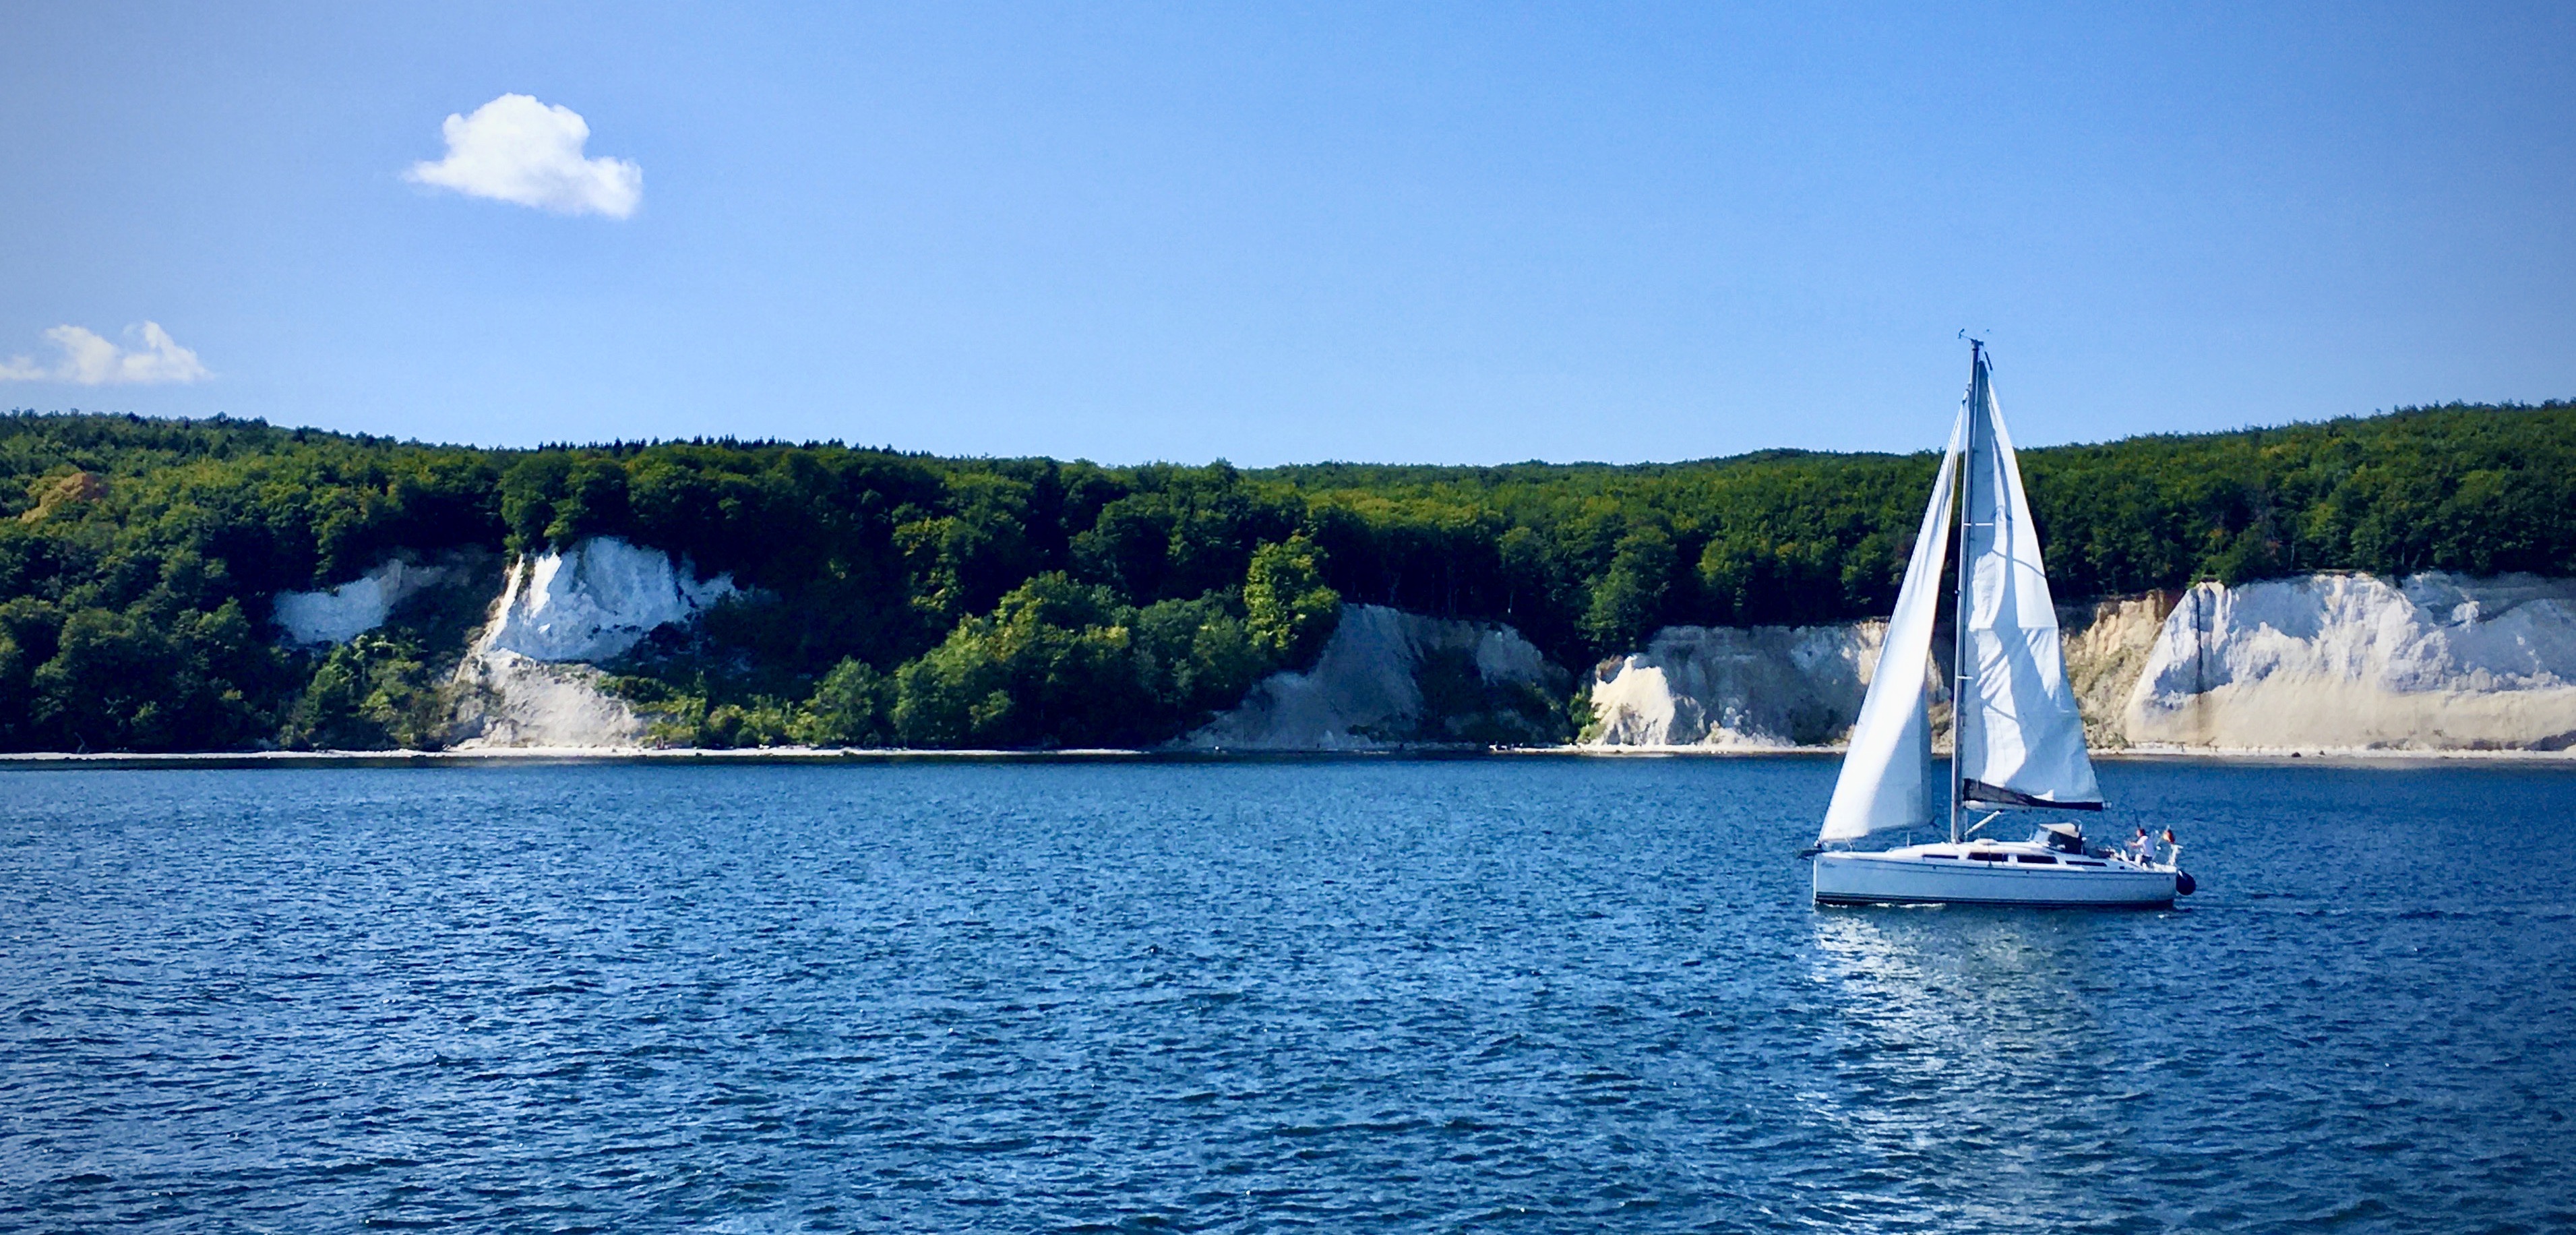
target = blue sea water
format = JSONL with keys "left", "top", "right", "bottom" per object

{"left": 3, "top": 756, "right": 2573, "bottom": 1234}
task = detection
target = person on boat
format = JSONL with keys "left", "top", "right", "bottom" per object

{"left": 2128, "top": 828, "right": 2152, "bottom": 864}
{"left": 2159, "top": 828, "right": 2178, "bottom": 866}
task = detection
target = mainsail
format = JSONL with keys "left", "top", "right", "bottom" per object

{"left": 1816, "top": 409, "right": 1965, "bottom": 843}
{"left": 1955, "top": 354, "right": 2102, "bottom": 810}
{"left": 1816, "top": 346, "right": 2104, "bottom": 846}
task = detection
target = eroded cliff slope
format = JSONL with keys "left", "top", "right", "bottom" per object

{"left": 1579, "top": 573, "right": 2576, "bottom": 754}
{"left": 2126, "top": 573, "right": 2576, "bottom": 751}
{"left": 1186, "top": 605, "right": 1566, "bottom": 749}
{"left": 446, "top": 537, "right": 734, "bottom": 748}
{"left": 1584, "top": 624, "right": 1884, "bottom": 749}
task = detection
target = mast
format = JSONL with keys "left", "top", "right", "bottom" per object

{"left": 1949, "top": 340, "right": 1981, "bottom": 844}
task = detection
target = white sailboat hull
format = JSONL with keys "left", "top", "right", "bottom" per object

{"left": 1812, "top": 841, "right": 2178, "bottom": 908}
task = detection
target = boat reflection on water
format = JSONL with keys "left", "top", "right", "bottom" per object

{"left": 1793, "top": 909, "right": 2161, "bottom": 1226}
{"left": 1808, "top": 909, "right": 2112, "bottom": 1044}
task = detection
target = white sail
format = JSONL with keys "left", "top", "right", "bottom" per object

{"left": 1817, "top": 410, "right": 1965, "bottom": 843}
{"left": 1955, "top": 357, "right": 2102, "bottom": 809}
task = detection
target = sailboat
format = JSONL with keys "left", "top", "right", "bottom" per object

{"left": 1807, "top": 342, "right": 2193, "bottom": 908}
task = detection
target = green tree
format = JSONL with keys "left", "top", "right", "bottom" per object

{"left": 891, "top": 574, "right": 1156, "bottom": 748}
{"left": 1585, "top": 524, "right": 1676, "bottom": 651}
{"left": 794, "top": 657, "right": 892, "bottom": 747}
{"left": 1244, "top": 533, "right": 1340, "bottom": 665}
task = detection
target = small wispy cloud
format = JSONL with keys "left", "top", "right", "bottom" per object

{"left": 0, "top": 322, "right": 210, "bottom": 386}
{"left": 405, "top": 93, "right": 642, "bottom": 218}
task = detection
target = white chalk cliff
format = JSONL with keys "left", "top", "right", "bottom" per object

{"left": 1188, "top": 604, "right": 1561, "bottom": 749}
{"left": 2060, "top": 595, "right": 2173, "bottom": 749}
{"left": 1582, "top": 572, "right": 2576, "bottom": 754}
{"left": 445, "top": 651, "right": 651, "bottom": 749}
{"left": 2125, "top": 572, "right": 2576, "bottom": 751}
{"left": 1586, "top": 624, "right": 1884, "bottom": 748}
{"left": 272, "top": 558, "right": 455, "bottom": 644}
{"left": 446, "top": 537, "right": 735, "bottom": 749}
{"left": 478, "top": 536, "right": 734, "bottom": 663}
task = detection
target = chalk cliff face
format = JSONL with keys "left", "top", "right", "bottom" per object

{"left": 1578, "top": 573, "right": 2576, "bottom": 754}
{"left": 1415, "top": 570, "right": 2576, "bottom": 754}
{"left": 1585, "top": 624, "right": 1885, "bottom": 748}
{"left": 479, "top": 537, "right": 735, "bottom": 663}
{"left": 2060, "top": 594, "right": 2174, "bottom": 750}
{"left": 1578, "top": 599, "right": 2174, "bottom": 752}
{"left": 445, "top": 652, "right": 650, "bottom": 749}
{"left": 1187, "top": 605, "right": 1566, "bottom": 749}
{"left": 272, "top": 558, "right": 456, "bottom": 644}
{"left": 2124, "top": 573, "right": 2576, "bottom": 751}
{"left": 445, "top": 537, "right": 734, "bottom": 749}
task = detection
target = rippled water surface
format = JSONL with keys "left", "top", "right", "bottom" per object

{"left": 5, "top": 757, "right": 2574, "bottom": 1232}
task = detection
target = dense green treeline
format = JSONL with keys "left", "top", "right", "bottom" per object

{"left": 3, "top": 400, "right": 2571, "bottom": 752}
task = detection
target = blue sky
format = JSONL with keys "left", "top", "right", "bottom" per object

{"left": 3, "top": 2, "right": 2571, "bottom": 464}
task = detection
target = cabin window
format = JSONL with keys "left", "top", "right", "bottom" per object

{"left": 1923, "top": 853, "right": 1959, "bottom": 860}
{"left": 2013, "top": 855, "right": 2058, "bottom": 865}
{"left": 2068, "top": 861, "right": 2106, "bottom": 868}
{"left": 1966, "top": 852, "right": 2007, "bottom": 862}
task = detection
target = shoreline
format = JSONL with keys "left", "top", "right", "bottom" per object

{"left": 1, "top": 744, "right": 2570, "bottom": 771}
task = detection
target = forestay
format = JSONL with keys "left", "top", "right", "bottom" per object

{"left": 1817, "top": 409, "right": 1965, "bottom": 843}
{"left": 1955, "top": 359, "right": 2102, "bottom": 809}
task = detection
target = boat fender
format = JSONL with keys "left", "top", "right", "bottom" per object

{"left": 2175, "top": 870, "right": 2197, "bottom": 896}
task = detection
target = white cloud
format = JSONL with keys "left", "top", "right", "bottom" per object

{"left": 0, "top": 322, "right": 210, "bottom": 385}
{"left": 405, "top": 93, "right": 642, "bottom": 218}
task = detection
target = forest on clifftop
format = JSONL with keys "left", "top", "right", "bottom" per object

{"left": 3, "top": 399, "right": 2572, "bottom": 752}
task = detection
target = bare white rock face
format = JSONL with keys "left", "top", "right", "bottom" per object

{"left": 1576, "top": 573, "right": 2576, "bottom": 754}
{"left": 2060, "top": 595, "right": 2172, "bottom": 749}
{"left": 443, "top": 537, "right": 734, "bottom": 749}
{"left": 1585, "top": 623, "right": 1886, "bottom": 749}
{"left": 479, "top": 536, "right": 735, "bottom": 663}
{"left": 1581, "top": 597, "right": 2176, "bottom": 752}
{"left": 2125, "top": 572, "right": 2576, "bottom": 751}
{"left": 446, "top": 650, "right": 649, "bottom": 750}
{"left": 1188, "top": 605, "right": 1554, "bottom": 750}
{"left": 272, "top": 559, "right": 452, "bottom": 644}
